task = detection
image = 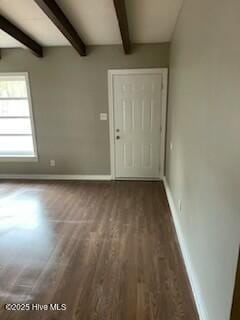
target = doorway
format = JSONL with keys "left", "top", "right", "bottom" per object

{"left": 108, "top": 69, "right": 168, "bottom": 180}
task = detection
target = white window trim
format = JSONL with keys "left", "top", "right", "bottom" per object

{"left": 0, "top": 72, "right": 38, "bottom": 162}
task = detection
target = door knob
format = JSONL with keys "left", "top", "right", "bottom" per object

{"left": 116, "top": 136, "right": 120, "bottom": 140}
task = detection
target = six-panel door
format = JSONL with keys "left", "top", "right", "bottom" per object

{"left": 113, "top": 73, "right": 162, "bottom": 179}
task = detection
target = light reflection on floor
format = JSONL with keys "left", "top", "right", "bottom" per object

{"left": 0, "top": 189, "right": 59, "bottom": 303}
{"left": 0, "top": 190, "right": 55, "bottom": 266}
{"left": 0, "top": 199, "right": 41, "bottom": 231}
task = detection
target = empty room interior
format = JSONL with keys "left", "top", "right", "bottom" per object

{"left": 0, "top": 0, "right": 239, "bottom": 320}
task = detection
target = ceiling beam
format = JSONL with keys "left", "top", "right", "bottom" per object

{"left": 113, "top": 0, "right": 131, "bottom": 54}
{"left": 0, "top": 15, "right": 43, "bottom": 57}
{"left": 34, "top": 0, "right": 86, "bottom": 56}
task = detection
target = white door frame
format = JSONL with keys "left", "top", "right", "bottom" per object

{"left": 108, "top": 68, "right": 168, "bottom": 180}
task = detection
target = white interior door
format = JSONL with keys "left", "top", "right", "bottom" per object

{"left": 112, "top": 72, "right": 163, "bottom": 179}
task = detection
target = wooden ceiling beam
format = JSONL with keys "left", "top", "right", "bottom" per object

{"left": 0, "top": 15, "right": 43, "bottom": 57}
{"left": 113, "top": 0, "right": 131, "bottom": 54}
{"left": 34, "top": 0, "right": 86, "bottom": 56}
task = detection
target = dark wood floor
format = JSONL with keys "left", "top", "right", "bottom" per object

{"left": 0, "top": 180, "right": 198, "bottom": 320}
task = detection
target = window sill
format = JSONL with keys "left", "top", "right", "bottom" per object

{"left": 0, "top": 156, "right": 38, "bottom": 162}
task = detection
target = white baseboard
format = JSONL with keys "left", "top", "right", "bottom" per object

{"left": 0, "top": 174, "right": 112, "bottom": 181}
{"left": 163, "top": 177, "right": 208, "bottom": 320}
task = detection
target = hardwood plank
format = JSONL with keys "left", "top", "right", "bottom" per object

{"left": 0, "top": 180, "right": 198, "bottom": 320}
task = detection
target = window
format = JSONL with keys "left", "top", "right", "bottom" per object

{"left": 0, "top": 73, "right": 37, "bottom": 161}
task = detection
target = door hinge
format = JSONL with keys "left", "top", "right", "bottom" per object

{"left": 161, "top": 81, "right": 164, "bottom": 91}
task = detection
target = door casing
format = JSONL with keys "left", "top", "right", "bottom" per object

{"left": 108, "top": 68, "right": 168, "bottom": 180}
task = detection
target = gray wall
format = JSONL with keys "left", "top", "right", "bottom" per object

{"left": 166, "top": 1, "right": 240, "bottom": 320}
{"left": 0, "top": 44, "right": 169, "bottom": 175}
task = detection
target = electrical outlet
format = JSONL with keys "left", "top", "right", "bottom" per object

{"left": 50, "top": 160, "right": 56, "bottom": 167}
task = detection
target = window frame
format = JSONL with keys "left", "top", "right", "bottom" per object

{"left": 0, "top": 72, "right": 38, "bottom": 162}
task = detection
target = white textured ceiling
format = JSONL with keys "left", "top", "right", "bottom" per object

{"left": 0, "top": 0, "right": 183, "bottom": 48}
